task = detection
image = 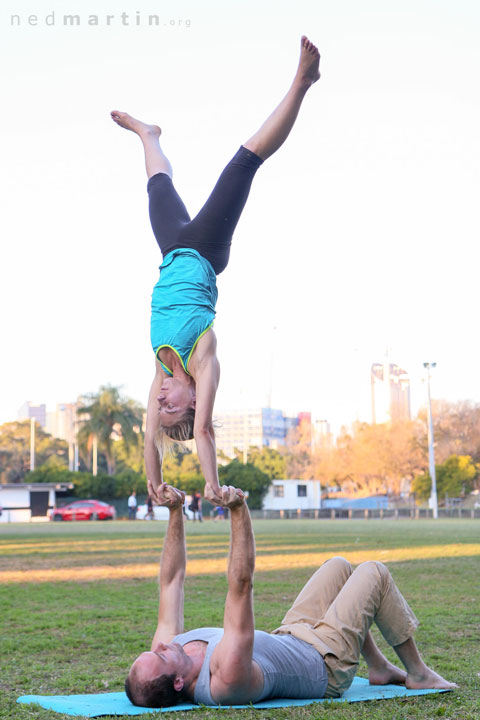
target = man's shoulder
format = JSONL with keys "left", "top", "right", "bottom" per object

{"left": 174, "top": 627, "right": 223, "bottom": 643}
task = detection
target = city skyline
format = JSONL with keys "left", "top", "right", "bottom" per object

{"left": 7, "top": 352, "right": 447, "bottom": 435}
{"left": 13, "top": 356, "right": 436, "bottom": 445}
{"left": 371, "top": 360, "right": 411, "bottom": 425}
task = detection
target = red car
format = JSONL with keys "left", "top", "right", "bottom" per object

{"left": 50, "top": 499, "right": 116, "bottom": 521}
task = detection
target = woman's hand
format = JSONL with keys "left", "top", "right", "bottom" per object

{"left": 147, "top": 476, "right": 160, "bottom": 504}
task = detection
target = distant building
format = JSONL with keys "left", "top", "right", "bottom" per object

{"left": 313, "top": 419, "right": 331, "bottom": 447}
{"left": 297, "top": 411, "right": 311, "bottom": 426}
{"left": 262, "top": 478, "right": 322, "bottom": 511}
{"left": 294, "top": 413, "right": 332, "bottom": 450}
{"left": 214, "top": 408, "right": 331, "bottom": 458}
{"left": 371, "top": 362, "right": 411, "bottom": 423}
{"left": 0, "top": 482, "right": 73, "bottom": 523}
{"left": 45, "top": 403, "right": 79, "bottom": 444}
{"left": 18, "top": 401, "right": 47, "bottom": 429}
{"left": 262, "top": 480, "right": 390, "bottom": 513}
{"left": 214, "top": 408, "right": 300, "bottom": 458}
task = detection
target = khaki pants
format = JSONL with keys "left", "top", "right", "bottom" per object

{"left": 272, "top": 557, "right": 419, "bottom": 698}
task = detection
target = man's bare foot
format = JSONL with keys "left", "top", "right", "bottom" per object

{"left": 369, "top": 659, "right": 407, "bottom": 686}
{"left": 406, "top": 666, "right": 458, "bottom": 691}
{"left": 295, "top": 36, "right": 321, "bottom": 88}
{"left": 110, "top": 111, "right": 161, "bottom": 139}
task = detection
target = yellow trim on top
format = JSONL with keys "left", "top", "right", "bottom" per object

{"left": 155, "top": 345, "right": 185, "bottom": 375}
{"left": 155, "top": 323, "right": 214, "bottom": 377}
{"left": 186, "top": 322, "right": 214, "bottom": 371}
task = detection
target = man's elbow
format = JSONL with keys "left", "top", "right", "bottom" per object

{"left": 230, "top": 577, "right": 254, "bottom": 595}
{"left": 160, "top": 572, "right": 186, "bottom": 590}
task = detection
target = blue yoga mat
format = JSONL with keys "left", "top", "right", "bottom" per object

{"left": 17, "top": 677, "right": 449, "bottom": 716}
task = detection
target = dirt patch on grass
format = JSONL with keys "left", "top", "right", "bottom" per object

{"left": 1, "top": 543, "right": 479, "bottom": 584}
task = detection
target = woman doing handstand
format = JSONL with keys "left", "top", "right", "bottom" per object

{"left": 111, "top": 36, "right": 320, "bottom": 504}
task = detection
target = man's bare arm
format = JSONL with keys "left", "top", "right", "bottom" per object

{"left": 209, "top": 488, "right": 258, "bottom": 704}
{"left": 150, "top": 484, "right": 186, "bottom": 648}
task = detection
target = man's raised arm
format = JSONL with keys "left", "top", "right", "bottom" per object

{"left": 150, "top": 484, "right": 186, "bottom": 648}
{"left": 209, "top": 486, "right": 258, "bottom": 704}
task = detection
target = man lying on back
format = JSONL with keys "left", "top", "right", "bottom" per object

{"left": 125, "top": 483, "right": 455, "bottom": 707}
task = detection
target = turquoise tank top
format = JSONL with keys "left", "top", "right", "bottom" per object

{"left": 150, "top": 249, "right": 218, "bottom": 376}
{"left": 173, "top": 627, "right": 328, "bottom": 705}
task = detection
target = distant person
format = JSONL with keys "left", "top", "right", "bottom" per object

{"left": 128, "top": 491, "right": 137, "bottom": 520}
{"left": 189, "top": 492, "right": 202, "bottom": 522}
{"left": 124, "top": 483, "right": 456, "bottom": 708}
{"left": 195, "top": 492, "right": 203, "bottom": 522}
{"left": 111, "top": 36, "right": 321, "bottom": 509}
{"left": 213, "top": 505, "right": 225, "bottom": 521}
{"left": 145, "top": 495, "right": 154, "bottom": 521}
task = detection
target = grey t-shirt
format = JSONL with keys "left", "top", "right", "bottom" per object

{"left": 173, "top": 627, "right": 328, "bottom": 705}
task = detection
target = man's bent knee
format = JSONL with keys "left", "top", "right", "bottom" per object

{"left": 324, "top": 556, "right": 353, "bottom": 574}
{"left": 356, "top": 560, "right": 389, "bottom": 576}
{"left": 354, "top": 560, "right": 391, "bottom": 590}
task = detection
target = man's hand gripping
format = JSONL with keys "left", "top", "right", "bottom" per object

{"left": 204, "top": 483, "right": 245, "bottom": 508}
{"left": 152, "top": 482, "right": 185, "bottom": 509}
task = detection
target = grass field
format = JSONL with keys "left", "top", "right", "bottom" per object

{"left": 1, "top": 518, "right": 479, "bottom": 720}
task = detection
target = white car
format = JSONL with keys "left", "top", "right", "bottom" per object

{"left": 136, "top": 503, "right": 170, "bottom": 521}
{"left": 137, "top": 499, "right": 195, "bottom": 520}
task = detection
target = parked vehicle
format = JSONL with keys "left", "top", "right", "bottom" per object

{"left": 50, "top": 499, "right": 116, "bottom": 521}
{"left": 136, "top": 503, "right": 169, "bottom": 521}
{"left": 137, "top": 501, "right": 195, "bottom": 521}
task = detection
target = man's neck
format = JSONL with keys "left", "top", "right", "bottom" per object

{"left": 182, "top": 640, "right": 208, "bottom": 699}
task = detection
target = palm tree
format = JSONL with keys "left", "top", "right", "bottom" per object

{"left": 77, "top": 385, "right": 144, "bottom": 476}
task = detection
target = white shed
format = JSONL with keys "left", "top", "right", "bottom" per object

{"left": 0, "top": 483, "right": 73, "bottom": 523}
{"left": 262, "top": 479, "right": 322, "bottom": 511}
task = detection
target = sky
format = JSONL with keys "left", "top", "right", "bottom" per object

{"left": 1, "top": 0, "right": 480, "bottom": 433}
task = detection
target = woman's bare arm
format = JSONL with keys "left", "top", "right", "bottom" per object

{"left": 145, "top": 360, "right": 167, "bottom": 502}
{"left": 191, "top": 332, "right": 222, "bottom": 502}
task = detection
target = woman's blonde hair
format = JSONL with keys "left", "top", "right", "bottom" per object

{"left": 155, "top": 408, "right": 195, "bottom": 458}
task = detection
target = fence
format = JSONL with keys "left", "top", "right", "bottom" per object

{"left": 251, "top": 507, "right": 480, "bottom": 520}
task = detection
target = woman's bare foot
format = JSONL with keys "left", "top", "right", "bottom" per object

{"left": 369, "top": 658, "right": 407, "bottom": 686}
{"left": 406, "top": 666, "right": 458, "bottom": 691}
{"left": 295, "top": 35, "right": 321, "bottom": 88}
{"left": 110, "top": 111, "right": 161, "bottom": 139}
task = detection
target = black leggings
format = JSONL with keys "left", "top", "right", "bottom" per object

{"left": 147, "top": 146, "right": 263, "bottom": 275}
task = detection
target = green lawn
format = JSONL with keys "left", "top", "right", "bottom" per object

{"left": 1, "top": 518, "right": 479, "bottom": 720}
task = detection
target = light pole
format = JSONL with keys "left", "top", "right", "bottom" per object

{"left": 92, "top": 435, "right": 98, "bottom": 476}
{"left": 30, "top": 417, "right": 35, "bottom": 472}
{"left": 423, "top": 362, "right": 438, "bottom": 519}
{"left": 267, "top": 325, "right": 278, "bottom": 409}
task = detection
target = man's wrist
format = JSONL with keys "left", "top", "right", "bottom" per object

{"left": 169, "top": 504, "right": 184, "bottom": 514}
{"left": 229, "top": 501, "right": 248, "bottom": 515}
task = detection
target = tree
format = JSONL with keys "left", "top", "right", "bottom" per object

{"left": 412, "top": 455, "right": 478, "bottom": 502}
{"left": 336, "top": 420, "right": 425, "bottom": 496}
{"left": 114, "top": 435, "right": 145, "bottom": 475}
{"left": 244, "top": 447, "right": 287, "bottom": 480}
{"left": 218, "top": 460, "right": 271, "bottom": 509}
{"left": 0, "top": 421, "right": 68, "bottom": 483}
{"left": 30, "top": 464, "right": 147, "bottom": 499}
{"left": 284, "top": 420, "right": 315, "bottom": 479}
{"left": 77, "top": 385, "right": 144, "bottom": 476}
{"left": 173, "top": 453, "right": 204, "bottom": 495}
{"left": 424, "top": 400, "right": 480, "bottom": 463}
